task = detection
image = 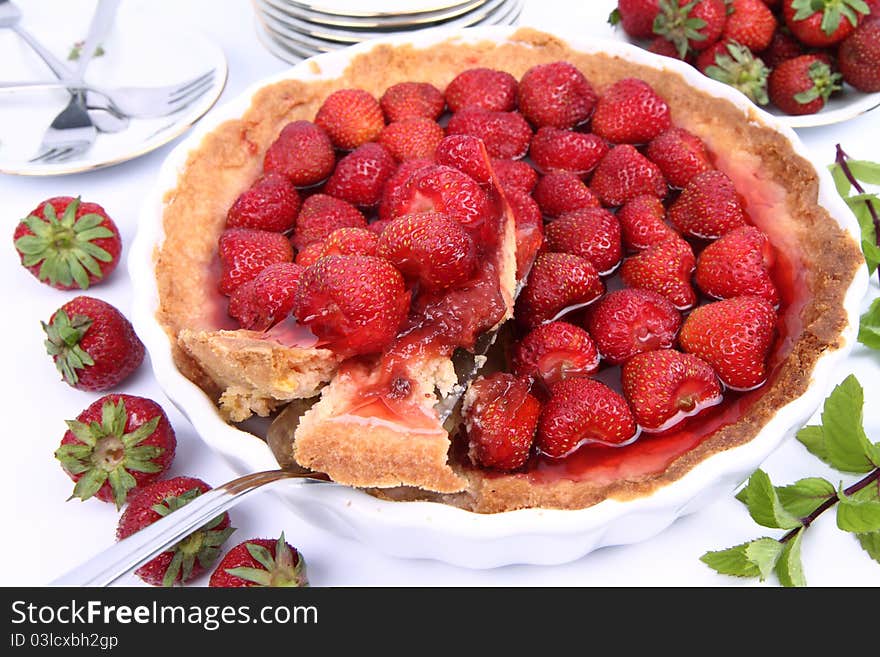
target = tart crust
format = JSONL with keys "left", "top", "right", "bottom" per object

{"left": 155, "top": 28, "right": 863, "bottom": 513}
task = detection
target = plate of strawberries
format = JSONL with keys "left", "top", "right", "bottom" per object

{"left": 608, "top": 0, "right": 880, "bottom": 127}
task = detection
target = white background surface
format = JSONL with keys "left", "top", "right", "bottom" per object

{"left": 1, "top": 0, "right": 879, "bottom": 587}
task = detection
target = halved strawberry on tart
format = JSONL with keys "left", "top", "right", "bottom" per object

{"left": 154, "top": 28, "right": 862, "bottom": 513}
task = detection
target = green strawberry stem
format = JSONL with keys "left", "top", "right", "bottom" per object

{"left": 779, "top": 467, "right": 879, "bottom": 544}
{"left": 835, "top": 144, "right": 880, "bottom": 283}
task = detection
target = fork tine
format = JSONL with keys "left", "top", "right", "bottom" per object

{"left": 43, "top": 147, "right": 75, "bottom": 163}
{"left": 29, "top": 147, "right": 59, "bottom": 163}
{"left": 168, "top": 76, "right": 215, "bottom": 103}
{"left": 164, "top": 82, "right": 215, "bottom": 113}
{"left": 170, "top": 70, "right": 215, "bottom": 97}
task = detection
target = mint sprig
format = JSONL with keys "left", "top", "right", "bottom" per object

{"left": 829, "top": 145, "right": 880, "bottom": 278}
{"left": 701, "top": 375, "right": 880, "bottom": 586}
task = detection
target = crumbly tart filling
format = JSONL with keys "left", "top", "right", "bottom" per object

{"left": 155, "top": 28, "right": 863, "bottom": 513}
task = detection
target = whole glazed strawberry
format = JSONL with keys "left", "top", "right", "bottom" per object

{"left": 209, "top": 533, "right": 308, "bottom": 587}
{"left": 43, "top": 296, "right": 144, "bottom": 391}
{"left": 55, "top": 394, "right": 176, "bottom": 508}
{"left": 13, "top": 196, "right": 121, "bottom": 290}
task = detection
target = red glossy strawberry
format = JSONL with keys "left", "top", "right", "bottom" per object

{"left": 759, "top": 29, "right": 805, "bottom": 69}
{"left": 517, "top": 61, "right": 597, "bottom": 129}
{"left": 226, "top": 172, "right": 301, "bottom": 233}
{"left": 324, "top": 142, "right": 396, "bottom": 208}
{"left": 209, "top": 533, "right": 308, "bottom": 588}
{"left": 294, "top": 241, "right": 325, "bottom": 267}
{"left": 293, "top": 255, "right": 410, "bottom": 356}
{"left": 838, "top": 19, "right": 880, "bottom": 92}
{"left": 380, "top": 81, "right": 445, "bottom": 122}
{"left": 536, "top": 378, "right": 638, "bottom": 458}
{"left": 621, "top": 349, "right": 722, "bottom": 431}
{"left": 43, "top": 296, "right": 144, "bottom": 391}
{"left": 679, "top": 295, "right": 777, "bottom": 389}
{"left": 617, "top": 194, "right": 677, "bottom": 251}
{"left": 528, "top": 127, "right": 608, "bottom": 177}
{"left": 463, "top": 373, "right": 540, "bottom": 471}
{"left": 56, "top": 394, "right": 175, "bottom": 509}
{"left": 668, "top": 170, "right": 746, "bottom": 238}
{"left": 317, "top": 226, "right": 379, "bottom": 258}
{"left": 591, "top": 78, "right": 672, "bottom": 145}
{"left": 544, "top": 207, "right": 623, "bottom": 275}
{"left": 217, "top": 227, "right": 293, "bottom": 295}
{"left": 506, "top": 187, "right": 545, "bottom": 280}
{"left": 315, "top": 88, "right": 385, "bottom": 150}
{"left": 117, "top": 476, "right": 234, "bottom": 587}
{"left": 516, "top": 252, "right": 604, "bottom": 329}
{"left": 228, "top": 262, "right": 304, "bottom": 330}
{"left": 609, "top": 0, "right": 662, "bottom": 38}
{"left": 590, "top": 144, "right": 668, "bottom": 207}
{"left": 377, "top": 158, "right": 435, "bottom": 223}
{"left": 647, "top": 35, "right": 686, "bottom": 59}
{"left": 290, "top": 193, "right": 366, "bottom": 250}
{"left": 532, "top": 171, "right": 600, "bottom": 218}
{"left": 653, "top": 0, "right": 727, "bottom": 58}
{"left": 586, "top": 287, "right": 682, "bottom": 364}
{"left": 376, "top": 212, "right": 477, "bottom": 292}
{"left": 263, "top": 120, "right": 336, "bottom": 187}
{"left": 492, "top": 158, "right": 539, "bottom": 193}
{"left": 700, "top": 40, "right": 770, "bottom": 105}
{"left": 13, "top": 196, "right": 121, "bottom": 290}
{"left": 768, "top": 54, "right": 842, "bottom": 115}
{"left": 444, "top": 67, "right": 519, "bottom": 112}
{"left": 379, "top": 117, "right": 445, "bottom": 161}
{"left": 434, "top": 134, "right": 493, "bottom": 185}
{"left": 645, "top": 127, "right": 713, "bottom": 189}
{"left": 783, "top": 0, "right": 867, "bottom": 47}
{"left": 445, "top": 108, "right": 532, "bottom": 160}
{"left": 511, "top": 321, "right": 600, "bottom": 385}
{"left": 620, "top": 236, "right": 697, "bottom": 310}
{"left": 724, "top": 0, "right": 777, "bottom": 51}
{"left": 694, "top": 226, "right": 779, "bottom": 305}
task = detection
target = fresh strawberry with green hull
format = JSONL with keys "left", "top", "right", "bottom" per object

{"left": 668, "top": 169, "right": 746, "bottom": 238}
{"left": 590, "top": 144, "right": 668, "bottom": 207}
{"left": 445, "top": 108, "right": 533, "bottom": 160}
{"left": 324, "top": 142, "right": 397, "bottom": 208}
{"left": 694, "top": 225, "right": 779, "bottom": 305}
{"left": 263, "top": 121, "right": 336, "bottom": 188}
{"left": 701, "top": 40, "right": 771, "bottom": 105}
{"left": 724, "top": 0, "right": 777, "bottom": 51}
{"left": 645, "top": 127, "right": 713, "bottom": 189}
{"left": 217, "top": 227, "right": 294, "bottom": 295}
{"left": 617, "top": 194, "right": 677, "bottom": 251}
{"left": 516, "top": 252, "right": 604, "bottom": 330}
{"left": 434, "top": 135, "right": 494, "bottom": 185}
{"left": 517, "top": 61, "right": 597, "bottom": 129}
{"left": 838, "top": 19, "right": 880, "bottom": 92}
{"left": 768, "top": 54, "right": 843, "bottom": 115}
{"left": 379, "top": 117, "right": 445, "bottom": 161}
{"left": 536, "top": 378, "right": 638, "bottom": 458}
{"left": 511, "top": 321, "right": 600, "bottom": 386}
{"left": 647, "top": 35, "right": 686, "bottom": 58}
{"left": 228, "top": 262, "right": 304, "bottom": 330}
{"left": 209, "top": 534, "right": 308, "bottom": 588}
{"left": 463, "top": 373, "right": 541, "bottom": 471}
{"left": 544, "top": 207, "right": 623, "bottom": 275}
{"left": 290, "top": 193, "right": 366, "bottom": 250}
{"left": 621, "top": 349, "right": 722, "bottom": 432}
{"left": 444, "top": 67, "right": 519, "bottom": 113}
{"left": 56, "top": 395, "right": 176, "bottom": 508}
{"left": 532, "top": 172, "right": 601, "bottom": 218}
{"left": 506, "top": 187, "right": 545, "bottom": 280}
{"left": 13, "top": 196, "right": 121, "bottom": 290}
{"left": 226, "top": 172, "right": 301, "bottom": 233}
{"left": 380, "top": 81, "right": 445, "bottom": 122}
{"left": 620, "top": 236, "right": 697, "bottom": 310}
{"left": 653, "top": 0, "right": 728, "bottom": 58}
{"left": 314, "top": 88, "right": 385, "bottom": 150}
{"left": 44, "top": 296, "right": 144, "bottom": 391}
{"left": 317, "top": 227, "right": 379, "bottom": 258}
{"left": 609, "top": 0, "right": 662, "bottom": 38}
{"left": 528, "top": 127, "right": 609, "bottom": 177}
{"left": 491, "top": 158, "right": 539, "bottom": 193}
{"left": 679, "top": 295, "right": 777, "bottom": 389}
{"left": 591, "top": 78, "right": 672, "bottom": 145}
{"left": 377, "top": 212, "right": 477, "bottom": 292}
{"left": 759, "top": 29, "right": 806, "bottom": 69}
{"left": 586, "top": 287, "right": 682, "bottom": 364}
{"left": 782, "top": 0, "right": 868, "bottom": 47}
{"left": 293, "top": 255, "right": 410, "bottom": 356}
{"left": 117, "top": 477, "right": 234, "bottom": 587}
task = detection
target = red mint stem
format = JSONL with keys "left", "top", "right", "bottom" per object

{"left": 836, "top": 144, "right": 880, "bottom": 284}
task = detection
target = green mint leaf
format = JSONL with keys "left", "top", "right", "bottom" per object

{"left": 846, "top": 196, "right": 880, "bottom": 274}
{"left": 829, "top": 163, "right": 852, "bottom": 198}
{"left": 817, "top": 375, "right": 880, "bottom": 472}
{"left": 776, "top": 477, "right": 835, "bottom": 517}
{"left": 775, "top": 528, "right": 807, "bottom": 588}
{"left": 739, "top": 469, "right": 803, "bottom": 530}
{"left": 745, "top": 538, "right": 784, "bottom": 581}
{"left": 837, "top": 486, "right": 880, "bottom": 533}
{"left": 847, "top": 159, "right": 880, "bottom": 185}
{"left": 856, "top": 532, "right": 880, "bottom": 564}
{"left": 859, "top": 297, "right": 880, "bottom": 350}
{"left": 700, "top": 541, "right": 761, "bottom": 578}
{"left": 796, "top": 424, "right": 828, "bottom": 463}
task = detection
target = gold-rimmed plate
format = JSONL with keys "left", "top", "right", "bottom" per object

{"left": 260, "top": 0, "right": 490, "bottom": 29}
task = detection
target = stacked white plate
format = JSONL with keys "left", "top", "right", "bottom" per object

{"left": 253, "top": 0, "right": 524, "bottom": 62}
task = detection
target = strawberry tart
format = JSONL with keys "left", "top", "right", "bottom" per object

{"left": 154, "top": 28, "right": 863, "bottom": 513}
